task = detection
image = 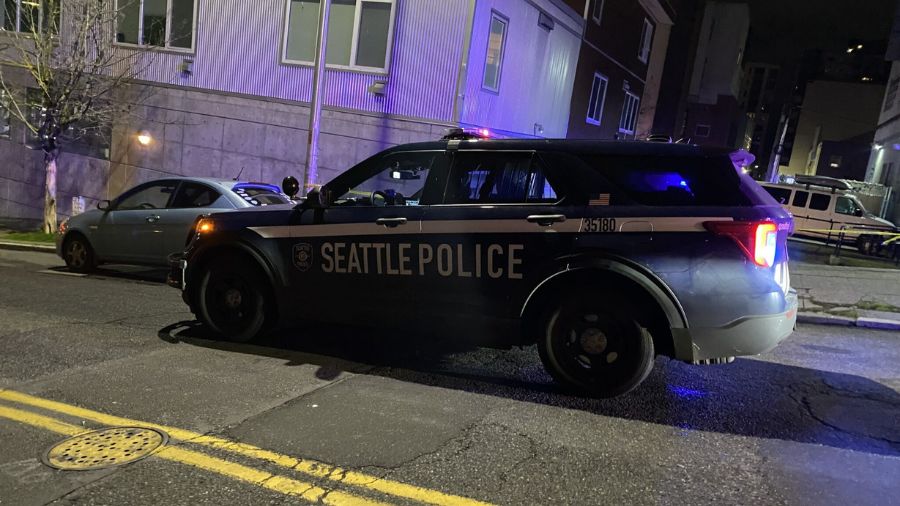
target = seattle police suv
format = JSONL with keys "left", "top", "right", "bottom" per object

{"left": 168, "top": 133, "right": 798, "bottom": 398}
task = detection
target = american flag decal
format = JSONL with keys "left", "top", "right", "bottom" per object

{"left": 589, "top": 194, "right": 611, "bottom": 206}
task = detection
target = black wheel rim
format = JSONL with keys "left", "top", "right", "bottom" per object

{"left": 205, "top": 272, "right": 258, "bottom": 333}
{"left": 550, "top": 306, "right": 642, "bottom": 386}
{"left": 66, "top": 240, "right": 87, "bottom": 268}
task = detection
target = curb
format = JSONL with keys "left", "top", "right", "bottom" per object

{"left": 0, "top": 240, "right": 57, "bottom": 253}
{"left": 798, "top": 312, "right": 900, "bottom": 331}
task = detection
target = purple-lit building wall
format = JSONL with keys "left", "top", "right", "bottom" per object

{"left": 0, "top": 0, "right": 583, "bottom": 224}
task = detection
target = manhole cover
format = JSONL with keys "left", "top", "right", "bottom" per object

{"left": 42, "top": 427, "right": 168, "bottom": 471}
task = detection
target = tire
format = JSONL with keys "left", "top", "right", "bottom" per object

{"left": 857, "top": 235, "right": 877, "bottom": 256}
{"left": 197, "top": 255, "right": 270, "bottom": 342}
{"left": 63, "top": 234, "right": 96, "bottom": 273}
{"left": 537, "top": 293, "right": 655, "bottom": 398}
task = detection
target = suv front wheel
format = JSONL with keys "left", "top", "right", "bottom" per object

{"left": 197, "top": 256, "right": 269, "bottom": 342}
{"left": 538, "top": 293, "right": 655, "bottom": 397}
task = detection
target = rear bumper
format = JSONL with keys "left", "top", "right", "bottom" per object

{"left": 673, "top": 289, "right": 798, "bottom": 362}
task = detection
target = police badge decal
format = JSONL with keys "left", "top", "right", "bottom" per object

{"left": 293, "top": 243, "right": 313, "bottom": 272}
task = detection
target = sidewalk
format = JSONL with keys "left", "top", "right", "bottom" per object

{"left": 792, "top": 261, "right": 900, "bottom": 330}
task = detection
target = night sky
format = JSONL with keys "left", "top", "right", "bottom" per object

{"left": 738, "top": 0, "right": 898, "bottom": 63}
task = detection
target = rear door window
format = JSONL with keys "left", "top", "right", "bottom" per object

{"left": 809, "top": 193, "right": 831, "bottom": 211}
{"left": 444, "top": 152, "right": 562, "bottom": 204}
{"left": 792, "top": 190, "right": 809, "bottom": 207}
{"left": 764, "top": 187, "right": 792, "bottom": 205}
{"left": 575, "top": 155, "right": 750, "bottom": 206}
{"left": 171, "top": 182, "right": 221, "bottom": 208}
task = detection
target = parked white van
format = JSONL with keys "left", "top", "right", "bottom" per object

{"left": 760, "top": 176, "right": 895, "bottom": 254}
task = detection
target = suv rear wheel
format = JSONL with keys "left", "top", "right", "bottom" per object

{"left": 538, "top": 293, "right": 655, "bottom": 397}
{"left": 197, "top": 255, "right": 269, "bottom": 342}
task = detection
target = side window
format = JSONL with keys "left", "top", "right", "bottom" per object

{"left": 835, "top": 196, "right": 858, "bottom": 216}
{"left": 764, "top": 187, "right": 792, "bottom": 205}
{"left": 332, "top": 151, "right": 447, "bottom": 206}
{"left": 792, "top": 190, "right": 809, "bottom": 207}
{"left": 171, "top": 182, "right": 221, "bottom": 209}
{"left": 115, "top": 182, "right": 178, "bottom": 211}
{"left": 809, "top": 193, "right": 831, "bottom": 211}
{"left": 444, "top": 152, "right": 561, "bottom": 204}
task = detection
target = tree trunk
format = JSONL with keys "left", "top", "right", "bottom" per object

{"left": 42, "top": 150, "right": 59, "bottom": 234}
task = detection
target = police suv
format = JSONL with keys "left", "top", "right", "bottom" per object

{"left": 169, "top": 135, "right": 798, "bottom": 397}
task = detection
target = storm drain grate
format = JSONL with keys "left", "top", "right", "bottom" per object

{"left": 42, "top": 427, "right": 169, "bottom": 471}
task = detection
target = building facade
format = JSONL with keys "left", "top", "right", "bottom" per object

{"left": 680, "top": 1, "right": 748, "bottom": 148}
{"left": 565, "top": 0, "right": 675, "bottom": 140}
{"left": 0, "top": 0, "right": 583, "bottom": 224}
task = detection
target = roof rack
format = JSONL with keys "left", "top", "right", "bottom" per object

{"left": 793, "top": 175, "right": 853, "bottom": 193}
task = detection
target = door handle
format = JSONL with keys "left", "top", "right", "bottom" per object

{"left": 146, "top": 215, "right": 161, "bottom": 223}
{"left": 375, "top": 217, "right": 408, "bottom": 228}
{"left": 526, "top": 214, "right": 566, "bottom": 226}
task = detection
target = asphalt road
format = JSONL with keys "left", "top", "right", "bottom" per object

{"left": 0, "top": 250, "right": 898, "bottom": 506}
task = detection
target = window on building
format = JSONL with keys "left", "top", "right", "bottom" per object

{"left": 284, "top": 0, "right": 396, "bottom": 72}
{"left": 482, "top": 11, "right": 508, "bottom": 92}
{"left": 809, "top": 193, "right": 831, "bottom": 211}
{"left": 586, "top": 73, "right": 608, "bottom": 126}
{"left": 0, "top": 90, "right": 9, "bottom": 139}
{"left": 2, "top": 0, "right": 58, "bottom": 34}
{"left": 695, "top": 124, "right": 711, "bottom": 138}
{"left": 115, "top": 0, "right": 197, "bottom": 50}
{"left": 618, "top": 91, "right": 640, "bottom": 135}
{"left": 792, "top": 190, "right": 809, "bottom": 207}
{"left": 828, "top": 155, "right": 842, "bottom": 168}
{"left": 592, "top": 0, "right": 604, "bottom": 24}
{"left": 638, "top": 18, "right": 653, "bottom": 63}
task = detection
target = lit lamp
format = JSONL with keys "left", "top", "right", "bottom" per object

{"left": 137, "top": 131, "right": 153, "bottom": 146}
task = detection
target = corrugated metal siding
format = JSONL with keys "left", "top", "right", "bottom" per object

{"left": 461, "top": 0, "right": 580, "bottom": 137}
{"left": 111, "top": 0, "right": 469, "bottom": 123}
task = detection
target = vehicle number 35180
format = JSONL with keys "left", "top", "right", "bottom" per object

{"left": 581, "top": 217, "right": 617, "bottom": 233}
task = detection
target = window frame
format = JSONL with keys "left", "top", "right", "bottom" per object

{"left": 586, "top": 72, "right": 608, "bottom": 126}
{"left": 592, "top": 0, "right": 604, "bottom": 25}
{"left": 0, "top": 89, "right": 9, "bottom": 139}
{"left": 808, "top": 193, "right": 832, "bottom": 212}
{"left": 638, "top": 18, "right": 653, "bottom": 64}
{"left": 113, "top": 0, "right": 199, "bottom": 53}
{"left": 112, "top": 180, "right": 180, "bottom": 211}
{"left": 281, "top": 0, "right": 398, "bottom": 75}
{"left": 695, "top": 124, "right": 711, "bottom": 138}
{"left": 618, "top": 90, "right": 640, "bottom": 135}
{"left": 481, "top": 10, "right": 509, "bottom": 93}
{"left": 2, "top": 0, "right": 57, "bottom": 35}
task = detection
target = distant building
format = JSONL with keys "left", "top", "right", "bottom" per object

{"left": 680, "top": 1, "right": 749, "bottom": 148}
{"left": 866, "top": 61, "right": 900, "bottom": 224}
{"left": 737, "top": 63, "right": 781, "bottom": 177}
{"left": 565, "top": 0, "right": 676, "bottom": 140}
{"left": 782, "top": 80, "right": 884, "bottom": 180}
{"left": 650, "top": 0, "right": 706, "bottom": 141}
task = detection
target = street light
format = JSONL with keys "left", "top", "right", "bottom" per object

{"left": 137, "top": 131, "right": 152, "bottom": 146}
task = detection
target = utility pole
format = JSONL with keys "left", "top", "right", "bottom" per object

{"left": 304, "top": 0, "right": 331, "bottom": 194}
{"left": 766, "top": 108, "right": 792, "bottom": 183}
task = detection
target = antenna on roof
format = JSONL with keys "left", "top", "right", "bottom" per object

{"left": 233, "top": 167, "right": 244, "bottom": 181}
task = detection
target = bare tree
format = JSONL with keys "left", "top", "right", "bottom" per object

{"left": 0, "top": 0, "right": 153, "bottom": 233}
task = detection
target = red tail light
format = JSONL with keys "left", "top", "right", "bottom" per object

{"left": 704, "top": 220, "right": 778, "bottom": 268}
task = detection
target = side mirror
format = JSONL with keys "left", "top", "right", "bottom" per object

{"left": 855, "top": 209, "right": 864, "bottom": 217}
{"left": 282, "top": 176, "right": 300, "bottom": 199}
{"left": 97, "top": 200, "right": 111, "bottom": 211}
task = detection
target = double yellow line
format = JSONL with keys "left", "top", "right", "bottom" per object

{"left": 0, "top": 390, "right": 492, "bottom": 506}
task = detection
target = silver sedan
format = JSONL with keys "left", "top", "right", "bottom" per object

{"left": 56, "top": 177, "right": 292, "bottom": 271}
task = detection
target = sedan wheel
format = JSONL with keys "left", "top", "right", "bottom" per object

{"left": 64, "top": 236, "right": 96, "bottom": 273}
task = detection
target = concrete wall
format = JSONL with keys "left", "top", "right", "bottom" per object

{"left": 1, "top": 84, "right": 453, "bottom": 224}
{"left": 687, "top": 2, "right": 748, "bottom": 105}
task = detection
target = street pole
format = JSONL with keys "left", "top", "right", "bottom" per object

{"left": 304, "top": 0, "right": 331, "bottom": 194}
